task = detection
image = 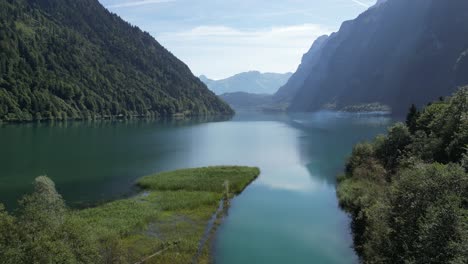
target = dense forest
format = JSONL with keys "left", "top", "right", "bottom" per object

{"left": 337, "top": 88, "right": 468, "bottom": 263}
{"left": 0, "top": 0, "right": 232, "bottom": 122}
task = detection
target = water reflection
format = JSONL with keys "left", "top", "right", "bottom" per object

{"left": 0, "top": 114, "right": 233, "bottom": 129}
{"left": 214, "top": 111, "right": 392, "bottom": 264}
{"left": 0, "top": 115, "right": 233, "bottom": 208}
{"left": 0, "top": 111, "right": 392, "bottom": 264}
{"left": 288, "top": 112, "right": 392, "bottom": 186}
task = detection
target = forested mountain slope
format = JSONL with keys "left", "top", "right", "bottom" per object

{"left": 0, "top": 0, "right": 232, "bottom": 121}
{"left": 283, "top": 0, "right": 468, "bottom": 115}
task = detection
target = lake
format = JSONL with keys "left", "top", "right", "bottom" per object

{"left": 0, "top": 111, "right": 392, "bottom": 264}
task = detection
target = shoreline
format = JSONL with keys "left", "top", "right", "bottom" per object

{"left": 76, "top": 166, "right": 260, "bottom": 264}
{"left": 0, "top": 112, "right": 235, "bottom": 125}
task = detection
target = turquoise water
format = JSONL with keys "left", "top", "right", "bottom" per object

{"left": 0, "top": 111, "right": 391, "bottom": 263}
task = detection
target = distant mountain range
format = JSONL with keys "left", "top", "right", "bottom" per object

{"left": 0, "top": 0, "right": 232, "bottom": 122}
{"left": 200, "top": 71, "right": 292, "bottom": 95}
{"left": 219, "top": 92, "right": 274, "bottom": 111}
{"left": 277, "top": 0, "right": 468, "bottom": 115}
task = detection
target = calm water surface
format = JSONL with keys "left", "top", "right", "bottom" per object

{"left": 0, "top": 111, "right": 392, "bottom": 264}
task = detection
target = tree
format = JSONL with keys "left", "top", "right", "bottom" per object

{"left": 0, "top": 204, "right": 22, "bottom": 264}
{"left": 18, "top": 176, "right": 78, "bottom": 263}
{"left": 406, "top": 104, "right": 420, "bottom": 133}
{"left": 386, "top": 164, "right": 468, "bottom": 264}
{"left": 337, "top": 88, "right": 468, "bottom": 264}
{"left": 0, "top": 176, "right": 101, "bottom": 264}
{"left": 462, "top": 147, "right": 468, "bottom": 172}
{"left": 0, "top": 0, "right": 232, "bottom": 122}
{"left": 374, "top": 123, "right": 412, "bottom": 174}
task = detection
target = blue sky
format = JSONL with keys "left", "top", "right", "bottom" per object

{"left": 99, "top": 0, "right": 376, "bottom": 79}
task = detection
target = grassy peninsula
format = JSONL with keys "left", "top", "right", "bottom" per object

{"left": 0, "top": 166, "right": 260, "bottom": 263}
{"left": 337, "top": 88, "right": 468, "bottom": 263}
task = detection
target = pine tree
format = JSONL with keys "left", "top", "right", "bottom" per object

{"left": 405, "top": 104, "right": 419, "bottom": 133}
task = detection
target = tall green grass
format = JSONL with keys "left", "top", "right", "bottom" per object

{"left": 138, "top": 166, "right": 260, "bottom": 194}
{"left": 77, "top": 166, "right": 260, "bottom": 264}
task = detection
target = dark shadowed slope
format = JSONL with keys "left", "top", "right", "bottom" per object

{"left": 281, "top": 0, "right": 468, "bottom": 115}
{"left": 274, "top": 35, "right": 329, "bottom": 103}
{"left": 0, "top": 0, "right": 232, "bottom": 122}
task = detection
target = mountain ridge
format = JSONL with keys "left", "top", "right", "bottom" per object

{"left": 280, "top": 0, "right": 468, "bottom": 115}
{"left": 0, "top": 0, "right": 232, "bottom": 122}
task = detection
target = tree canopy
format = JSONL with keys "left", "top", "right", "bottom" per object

{"left": 0, "top": 176, "right": 101, "bottom": 264}
{"left": 337, "top": 87, "right": 468, "bottom": 263}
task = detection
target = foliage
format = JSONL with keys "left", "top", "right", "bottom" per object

{"left": 0, "top": 0, "right": 232, "bottom": 122}
{"left": 374, "top": 123, "right": 412, "bottom": 174}
{"left": 462, "top": 148, "right": 468, "bottom": 172}
{"left": 0, "top": 176, "right": 101, "bottom": 264}
{"left": 386, "top": 164, "right": 468, "bottom": 263}
{"left": 0, "top": 166, "right": 259, "bottom": 263}
{"left": 0, "top": 204, "right": 21, "bottom": 264}
{"left": 337, "top": 87, "right": 468, "bottom": 263}
{"left": 138, "top": 166, "right": 260, "bottom": 195}
{"left": 406, "top": 104, "right": 420, "bottom": 133}
{"left": 78, "top": 166, "right": 259, "bottom": 264}
{"left": 341, "top": 102, "right": 391, "bottom": 113}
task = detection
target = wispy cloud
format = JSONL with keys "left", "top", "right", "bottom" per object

{"left": 159, "top": 24, "right": 331, "bottom": 46}
{"left": 98, "top": 0, "right": 376, "bottom": 78}
{"left": 156, "top": 24, "right": 332, "bottom": 79}
{"left": 349, "top": 0, "right": 372, "bottom": 8}
{"left": 165, "top": 24, "right": 329, "bottom": 41}
{"left": 107, "top": 0, "right": 175, "bottom": 8}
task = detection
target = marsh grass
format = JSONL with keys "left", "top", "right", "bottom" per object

{"left": 76, "top": 166, "right": 259, "bottom": 264}
{"left": 137, "top": 166, "right": 260, "bottom": 195}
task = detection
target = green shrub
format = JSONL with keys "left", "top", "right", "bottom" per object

{"left": 338, "top": 88, "right": 468, "bottom": 263}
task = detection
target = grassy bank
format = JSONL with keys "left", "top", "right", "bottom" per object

{"left": 76, "top": 166, "right": 260, "bottom": 263}
{"left": 0, "top": 166, "right": 259, "bottom": 263}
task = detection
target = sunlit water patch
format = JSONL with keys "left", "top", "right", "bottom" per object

{"left": 0, "top": 112, "right": 392, "bottom": 263}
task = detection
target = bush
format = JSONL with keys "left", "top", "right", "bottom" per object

{"left": 386, "top": 164, "right": 468, "bottom": 263}
{"left": 0, "top": 176, "right": 101, "bottom": 264}
{"left": 338, "top": 88, "right": 468, "bottom": 263}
